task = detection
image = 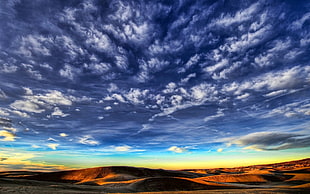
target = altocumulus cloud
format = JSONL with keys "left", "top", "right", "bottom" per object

{"left": 0, "top": 0, "right": 309, "bottom": 160}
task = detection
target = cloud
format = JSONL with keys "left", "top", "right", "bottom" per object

{"left": 16, "top": 34, "right": 52, "bottom": 58}
{"left": 204, "top": 109, "right": 225, "bottom": 122}
{"left": 3, "top": 127, "right": 17, "bottom": 133}
{"left": 264, "top": 100, "right": 310, "bottom": 118}
{"left": 47, "top": 143, "right": 59, "bottom": 150}
{"left": 10, "top": 110, "right": 29, "bottom": 118}
{"left": 59, "top": 133, "right": 68, "bottom": 137}
{"left": 290, "top": 12, "right": 310, "bottom": 30}
{"left": 124, "top": 88, "right": 149, "bottom": 105}
{"left": 217, "top": 148, "right": 223, "bottom": 152}
{"left": 0, "top": 89, "right": 7, "bottom": 99}
{"left": 104, "top": 106, "right": 112, "bottom": 110}
{"left": 0, "top": 64, "right": 18, "bottom": 73}
{"left": 115, "top": 145, "right": 132, "bottom": 152}
{"left": 168, "top": 146, "right": 188, "bottom": 153}
{"left": 0, "top": 117, "right": 12, "bottom": 128}
{"left": 78, "top": 135, "right": 99, "bottom": 145}
{"left": 10, "top": 100, "right": 45, "bottom": 113}
{"left": 31, "top": 145, "right": 40, "bottom": 148}
{"left": 10, "top": 89, "right": 73, "bottom": 115}
{"left": 27, "top": 89, "right": 72, "bottom": 106}
{"left": 59, "top": 64, "right": 81, "bottom": 80}
{"left": 210, "top": 2, "right": 261, "bottom": 27}
{"left": 222, "top": 66, "right": 310, "bottom": 96}
{"left": 51, "top": 107, "right": 69, "bottom": 117}
{"left": 0, "top": 130, "right": 16, "bottom": 141}
{"left": 0, "top": 0, "right": 309, "bottom": 163}
{"left": 0, "top": 149, "right": 70, "bottom": 171}
{"left": 0, "top": 110, "right": 9, "bottom": 116}
{"left": 230, "top": 132, "right": 310, "bottom": 151}
{"left": 264, "top": 90, "right": 287, "bottom": 97}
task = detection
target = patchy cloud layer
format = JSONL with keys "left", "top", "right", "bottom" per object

{"left": 0, "top": 0, "right": 309, "bottom": 169}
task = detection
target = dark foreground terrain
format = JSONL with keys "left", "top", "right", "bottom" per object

{"left": 0, "top": 158, "right": 309, "bottom": 193}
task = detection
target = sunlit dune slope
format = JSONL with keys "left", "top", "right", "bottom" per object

{"left": 24, "top": 166, "right": 203, "bottom": 183}
{"left": 195, "top": 174, "right": 292, "bottom": 183}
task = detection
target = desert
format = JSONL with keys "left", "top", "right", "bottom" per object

{"left": 0, "top": 158, "right": 309, "bottom": 193}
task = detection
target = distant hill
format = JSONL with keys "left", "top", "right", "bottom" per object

{"left": 182, "top": 158, "right": 310, "bottom": 174}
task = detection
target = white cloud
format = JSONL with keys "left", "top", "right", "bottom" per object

{"left": 115, "top": 145, "right": 132, "bottom": 152}
{"left": 10, "top": 90, "right": 73, "bottom": 116}
{"left": 291, "top": 12, "right": 310, "bottom": 30}
{"left": 263, "top": 100, "right": 310, "bottom": 118}
{"left": 115, "top": 54, "right": 129, "bottom": 71}
{"left": 236, "top": 93, "right": 250, "bottom": 100}
{"left": 135, "top": 58, "right": 169, "bottom": 82}
{"left": 47, "top": 143, "right": 59, "bottom": 150}
{"left": 264, "top": 90, "right": 287, "bottom": 97}
{"left": 210, "top": 2, "right": 260, "bottom": 27}
{"left": 190, "top": 83, "right": 217, "bottom": 102}
{"left": 124, "top": 88, "right": 149, "bottom": 105}
{"left": 0, "top": 109, "right": 9, "bottom": 116}
{"left": 170, "top": 95, "right": 183, "bottom": 106}
{"left": 78, "top": 135, "right": 99, "bottom": 145}
{"left": 204, "top": 109, "right": 225, "bottom": 122}
{"left": 31, "top": 90, "right": 72, "bottom": 106}
{"left": 178, "top": 54, "right": 201, "bottom": 73}
{"left": 10, "top": 100, "right": 45, "bottom": 113}
{"left": 151, "top": 83, "right": 220, "bottom": 120}
{"left": 180, "top": 73, "right": 196, "bottom": 84}
{"left": 168, "top": 146, "right": 188, "bottom": 153}
{"left": 111, "top": 94, "right": 126, "bottom": 103}
{"left": 51, "top": 107, "right": 69, "bottom": 117}
{"left": 39, "top": 63, "right": 53, "bottom": 70}
{"left": 17, "top": 34, "right": 52, "bottom": 58}
{"left": 88, "top": 62, "right": 111, "bottom": 74}
{"left": 31, "top": 145, "right": 40, "bottom": 148}
{"left": 163, "top": 82, "right": 177, "bottom": 94}
{"left": 59, "top": 133, "right": 68, "bottom": 137}
{"left": 23, "top": 87, "right": 33, "bottom": 95}
{"left": 227, "top": 24, "right": 272, "bottom": 53}
{"left": 104, "top": 106, "right": 112, "bottom": 110}
{"left": 59, "top": 64, "right": 80, "bottom": 80}
{"left": 204, "top": 59, "right": 229, "bottom": 73}
{"left": 10, "top": 110, "right": 29, "bottom": 118}
{"left": 0, "top": 64, "right": 18, "bottom": 73}
{"left": 0, "top": 89, "right": 7, "bottom": 99}
{"left": 222, "top": 66, "right": 310, "bottom": 96}
{"left": 47, "top": 137, "right": 57, "bottom": 142}
{"left": 85, "top": 27, "right": 113, "bottom": 52}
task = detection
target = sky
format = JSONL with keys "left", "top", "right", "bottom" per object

{"left": 0, "top": 0, "right": 309, "bottom": 171}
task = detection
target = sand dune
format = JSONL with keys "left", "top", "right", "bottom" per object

{"left": 196, "top": 174, "right": 268, "bottom": 183}
{"left": 0, "top": 158, "right": 309, "bottom": 193}
{"left": 24, "top": 166, "right": 203, "bottom": 184}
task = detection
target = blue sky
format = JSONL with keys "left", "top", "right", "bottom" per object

{"left": 0, "top": 0, "right": 309, "bottom": 171}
